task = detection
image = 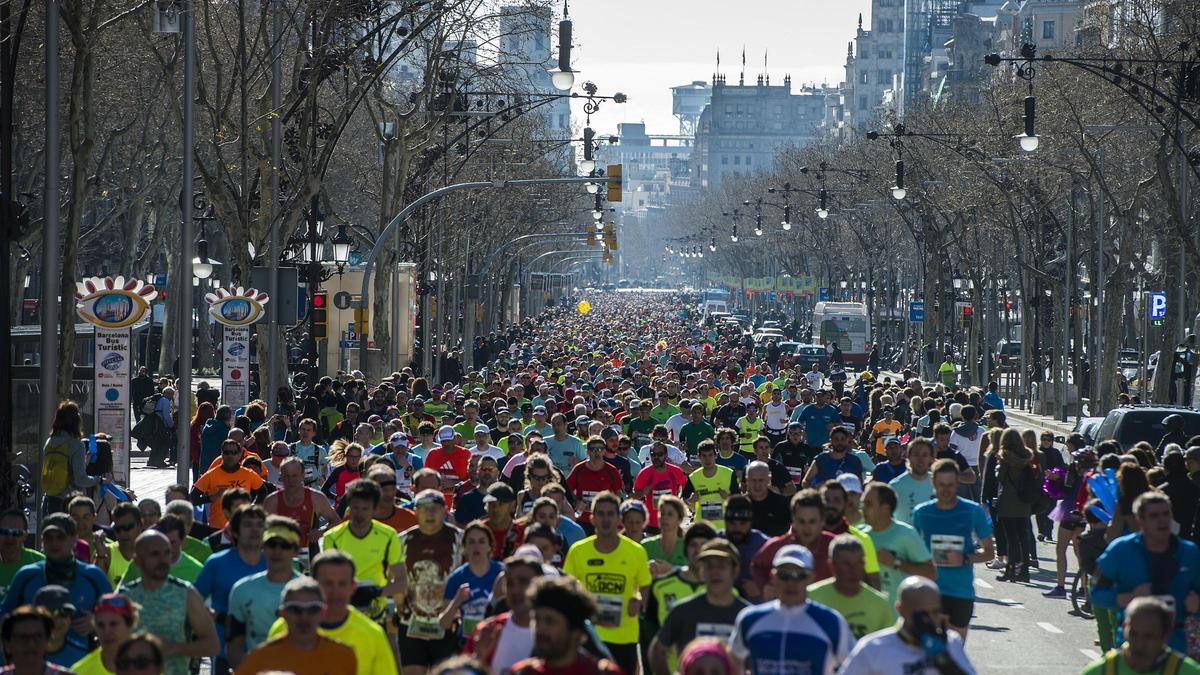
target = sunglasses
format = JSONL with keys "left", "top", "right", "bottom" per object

{"left": 113, "top": 521, "right": 139, "bottom": 534}
{"left": 0, "top": 527, "right": 25, "bottom": 537}
{"left": 529, "top": 473, "right": 551, "bottom": 481}
{"left": 222, "top": 450, "right": 241, "bottom": 456}
{"left": 265, "top": 539, "right": 298, "bottom": 551}
{"left": 115, "top": 657, "right": 159, "bottom": 670}
{"left": 775, "top": 569, "right": 811, "bottom": 582}
{"left": 346, "top": 453, "right": 362, "bottom": 459}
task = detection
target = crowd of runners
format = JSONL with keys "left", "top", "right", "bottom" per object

{"left": 4, "top": 291, "right": 1200, "bottom": 675}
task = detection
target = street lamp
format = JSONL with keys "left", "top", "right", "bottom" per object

{"left": 1016, "top": 96, "right": 1040, "bottom": 152}
{"left": 331, "top": 224, "right": 353, "bottom": 269}
{"left": 781, "top": 204, "right": 792, "bottom": 231}
{"left": 709, "top": 237, "right": 717, "bottom": 252}
{"left": 551, "top": 3, "right": 574, "bottom": 91}
{"left": 817, "top": 189, "right": 829, "bottom": 219}
{"left": 891, "top": 159, "right": 907, "bottom": 200}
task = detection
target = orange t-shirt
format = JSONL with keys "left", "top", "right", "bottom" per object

{"left": 193, "top": 466, "right": 265, "bottom": 528}
{"left": 207, "top": 448, "right": 269, "bottom": 479}
{"left": 377, "top": 506, "right": 418, "bottom": 533}
{"left": 234, "top": 634, "right": 356, "bottom": 675}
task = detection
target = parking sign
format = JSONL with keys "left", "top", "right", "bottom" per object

{"left": 1150, "top": 292, "right": 1167, "bottom": 319}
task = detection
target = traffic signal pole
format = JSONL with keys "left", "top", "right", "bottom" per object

{"left": 356, "top": 176, "right": 615, "bottom": 376}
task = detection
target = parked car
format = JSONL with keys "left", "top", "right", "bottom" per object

{"left": 1092, "top": 405, "right": 1200, "bottom": 452}
{"left": 1072, "top": 416, "right": 1106, "bottom": 446}
{"left": 790, "top": 344, "right": 830, "bottom": 372}
{"left": 994, "top": 339, "right": 1022, "bottom": 366}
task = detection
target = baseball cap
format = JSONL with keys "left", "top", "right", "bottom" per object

{"left": 533, "top": 405, "right": 548, "bottom": 415}
{"left": 483, "top": 483, "right": 516, "bottom": 504}
{"left": 787, "top": 421, "right": 804, "bottom": 430}
{"left": 772, "top": 544, "right": 814, "bottom": 571}
{"left": 389, "top": 432, "right": 409, "bottom": 448}
{"left": 414, "top": 489, "right": 447, "bottom": 507}
{"left": 600, "top": 427, "right": 619, "bottom": 440}
{"left": 474, "top": 423, "right": 491, "bottom": 435}
{"left": 696, "top": 539, "right": 740, "bottom": 564}
{"left": 884, "top": 436, "right": 902, "bottom": 448}
{"left": 437, "top": 425, "right": 456, "bottom": 441}
{"left": 575, "top": 415, "right": 590, "bottom": 427}
{"left": 837, "top": 473, "right": 864, "bottom": 494}
{"left": 33, "top": 585, "right": 76, "bottom": 614}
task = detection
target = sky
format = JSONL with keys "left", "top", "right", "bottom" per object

{"left": 567, "top": 0, "right": 874, "bottom": 135}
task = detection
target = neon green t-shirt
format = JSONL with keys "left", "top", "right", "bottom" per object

{"left": 1081, "top": 650, "right": 1200, "bottom": 675}
{"left": 687, "top": 465, "right": 735, "bottom": 529}
{"left": 269, "top": 607, "right": 397, "bottom": 675}
{"left": 72, "top": 649, "right": 113, "bottom": 675}
{"left": 563, "top": 535, "right": 652, "bottom": 645}
{"left": 806, "top": 579, "right": 896, "bottom": 639}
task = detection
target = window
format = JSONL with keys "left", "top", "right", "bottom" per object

{"left": 878, "top": 69, "right": 890, "bottom": 84}
{"left": 721, "top": 156, "right": 728, "bottom": 165}
{"left": 745, "top": 156, "right": 752, "bottom": 166}
{"left": 860, "top": 72, "right": 869, "bottom": 84}
{"left": 1042, "top": 20, "right": 1056, "bottom": 40}
{"left": 733, "top": 156, "right": 741, "bottom": 165}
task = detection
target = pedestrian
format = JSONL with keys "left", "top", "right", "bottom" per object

{"left": 233, "top": 576, "right": 356, "bottom": 675}
{"left": 42, "top": 400, "right": 104, "bottom": 514}
{"left": 71, "top": 593, "right": 137, "bottom": 675}
{"left": 225, "top": 516, "right": 303, "bottom": 667}
{"left": 508, "top": 576, "right": 623, "bottom": 675}
{"left": 806, "top": 534, "right": 895, "bottom": 639}
{"left": 0, "top": 605, "right": 73, "bottom": 674}
{"left": 1082, "top": 596, "right": 1200, "bottom": 675}
{"left": 991, "top": 429, "right": 1037, "bottom": 583}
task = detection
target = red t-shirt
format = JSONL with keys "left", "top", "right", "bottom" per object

{"left": 632, "top": 464, "right": 687, "bottom": 528}
{"left": 487, "top": 521, "right": 526, "bottom": 560}
{"left": 424, "top": 445, "right": 470, "bottom": 503}
{"left": 750, "top": 529, "right": 835, "bottom": 589}
{"left": 565, "top": 461, "right": 624, "bottom": 523}
{"left": 510, "top": 654, "right": 623, "bottom": 675}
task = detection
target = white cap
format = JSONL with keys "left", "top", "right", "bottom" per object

{"left": 437, "top": 425, "right": 456, "bottom": 441}
{"left": 474, "top": 423, "right": 491, "bottom": 435}
{"left": 389, "top": 432, "right": 409, "bottom": 448}
{"left": 772, "top": 544, "right": 814, "bottom": 571}
{"left": 836, "top": 473, "right": 863, "bottom": 494}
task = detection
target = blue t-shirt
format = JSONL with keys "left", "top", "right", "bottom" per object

{"left": 544, "top": 435, "right": 585, "bottom": 474}
{"left": 715, "top": 451, "right": 750, "bottom": 474}
{"left": 443, "top": 561, "right": 503, "bottom": 636}
{"left": 47, "top": 634, "right": 90, "bottom": 669}
{"left": 983, "top": 391, "right": 1005, "bottom": 410}
{"left": 911, "top": 497, "right": 993, "bottom": 600}
{"left": 796, "top": 404, "right": 841, "bottom": 448}
{"left": 871, "top": 461, "right": 907, "bottom": 485}
{"left": 810, "top": 450, "right": 864, "bottom": 484}
{"left": 194, "top": 548, "right": 268, "bottom": 648}
{"left": 0, "top": 560, "right": 112, "bottom": 648}
{"left": 229, "top": 570, "right": 300, "bottom": 652}
{"left": 558, "top": 515, "right": 587, "bottom": 549}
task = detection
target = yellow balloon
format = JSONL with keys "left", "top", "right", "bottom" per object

{"left": 577, "top": 300, "right": 591, "bottom": 314}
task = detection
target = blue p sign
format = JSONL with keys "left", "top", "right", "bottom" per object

{"left": 1150, "top": 292, "right": 1167, "bottom": 319}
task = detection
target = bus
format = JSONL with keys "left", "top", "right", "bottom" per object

{"left": 811, "top": 301, "right": 871, "bottom": 365}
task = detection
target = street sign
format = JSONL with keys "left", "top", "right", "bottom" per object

{"left": 818, "top": 287, "right": 830, "bottom": 301}
{"left": 909, "top": 301, "right": 925, "bottom": 323}
{"left": 333, "top": 291, "right": 353, "bottom": 310}
{"left": 1150, "top": 292, "right": 1167, "bottom": 319}
{"left": 339, "top": 340, "right": 358, "bottom": 348}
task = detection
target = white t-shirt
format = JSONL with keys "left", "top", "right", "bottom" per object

{"left": 637, "top": 443, "right": 687, "bottom": 466}
{"left": 805, "top": 371, "right": 826, "bottom": 391}
{"left": 471, "top": 444, "right": 506, "bottom": 462}
{"left": 489, "top": 618, "right": 533, "bottom": 674}
{"left": 665, "top": 413, "right": 688, "bottom": 443}
{"left": 950, "top": 424, "right": 983, "bottom": 467}
{"left": 763, "top": 401, "right": 790, "bottom": 430}
{"left": 839, "top": 626, "right": 975, "bottom": 675}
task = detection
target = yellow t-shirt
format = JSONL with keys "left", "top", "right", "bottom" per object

{"left": 106, "top": 542, "right": 133, "bottom": 587}
{"left": 321, "top": 520, "right": 400, "bottom": 618}
{"left": 562, "top": 535, "right": 652, "bottom": 645}
{"left": 268, "top": 608, "right": 396, "bottom": 675}
{"left": 72, "top": 650, "right": 113, "bottom": 675}
{"left": 848, "top": 524, "right": 882, "bottom": 575}
{"left": 687, "top": 465, "right": 735, "bottom": 530}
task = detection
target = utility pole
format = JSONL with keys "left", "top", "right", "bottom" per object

{"left": 177, "top": 0, "right": 196, "bottom": 482}
{"left": 37, "top": 0, "right": 62, "bottom": 521}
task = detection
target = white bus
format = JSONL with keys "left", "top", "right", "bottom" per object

{"left": 812, "top": 301, "right": 871, "bottom": 366}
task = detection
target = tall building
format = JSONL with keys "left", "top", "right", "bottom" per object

{"left": 596, "top": 122, "right": 696, "bottom": 217}
{"left": 693, "top": 74, "right": 837, "bottom": 190}
{"left": 842, "top": 2, "right": 906, "bottom": 130}
{"left": 900, "top": 1, "right": 1006, "bottom": 112}
{"left": 498, "top": 5, "right": 571, "bottom": 136}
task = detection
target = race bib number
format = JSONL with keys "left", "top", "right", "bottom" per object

{"left": 407, "top": 616, "right": 446, "bottom": 641}
{"left": 700, "top": 500, "right": 724, "bottom": 521}
{"left": 595, "top": 594, "right": 624, "bottom": 627}
{"left": 931, "top": 534, "right": 966, "bottom": 567}
{"left": 694, "top": 622, "right": 735, "bottom": 640}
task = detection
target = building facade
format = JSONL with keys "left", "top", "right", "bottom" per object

{"left": 842, "top": 2, "right": 907, "bottom": 130}
{"left": 693, "top": 74, "right": 837, "bottom": 190}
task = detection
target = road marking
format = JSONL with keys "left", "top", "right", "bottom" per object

{"left": 1038, "top": 622, "right": 1064, "bottom": 634}
{"left": 998, "top": 598, "right": 1024, "bottom": 608}
{"left": 1081, "top": 649, "right": 1101, "bottom": 661}
{"left": 974, "top": 578, "right": 993, "bottom": 589}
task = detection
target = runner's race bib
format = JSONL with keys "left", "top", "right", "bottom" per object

{"left": 595, "top": 594, "right": 624, "bottom": 627}
{"left": 931, "top": 534, "right": 965, "bottom": 567}
{"left": 700, "top": 500, "right": 724, "bottom": 521}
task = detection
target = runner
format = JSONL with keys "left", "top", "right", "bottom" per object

{"left": 234, "top": 576, "right": 357, "bottom": 675}
{"left": 683, "top": 439, "right": 737, "bottom": 530}
{"left": 562, "top": 491, "right": 651, "bottom": 675}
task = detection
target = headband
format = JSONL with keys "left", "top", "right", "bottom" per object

{"left": 264, "top": 526, "right": 300, "bottom": 546}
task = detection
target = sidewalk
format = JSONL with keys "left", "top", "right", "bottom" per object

{"left": 128, "top": 457, "right": 185, "bottom": 502}
{"left": 1001, "top": 406, "right": 1078, "bottom": 437}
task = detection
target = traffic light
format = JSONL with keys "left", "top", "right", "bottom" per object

{"left": 960, "top": 304, "right": 973, "bottom": 328}
{"left": 353, "top": 304, "right": 369, "bottom": 337}
{"left": 602, "top": 222, "right": 617, "bottom": 250}
{"left": 312, "top": 291, "right": 328, "bottom": 339}
{"left": 606, "top": 164, "right": 622, "bottom": 202}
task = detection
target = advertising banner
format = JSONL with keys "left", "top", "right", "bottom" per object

{"left": 222, "top": 326, "right": 251, "bottom": 408}
{"left": 704, "top": 273, "right": 818, "bottom": 296}
{"left": 75, "top": 276, "right": 157, "bottom": 483}
{"left": 94, "top": 327, "right": 131, "bottom": 485}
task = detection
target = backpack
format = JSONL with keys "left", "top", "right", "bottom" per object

{"left": 140, "top": 393, "right": 162, "bottom": 416}
{"left": 41, "top": 437, "right": 72, "bottom": 496}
